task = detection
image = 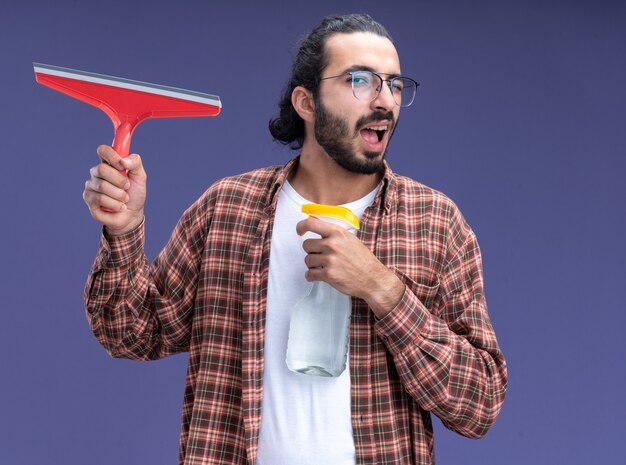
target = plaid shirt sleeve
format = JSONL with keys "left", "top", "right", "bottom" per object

{"left": 84, "top": 191, "right": 214, "bottom": 361}
{"left": 374, "top": 187, "right": 507, "bottom": 439}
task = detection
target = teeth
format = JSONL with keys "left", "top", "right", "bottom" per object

{"left": 366, "top": 125, "right": 388, "bottom": 131}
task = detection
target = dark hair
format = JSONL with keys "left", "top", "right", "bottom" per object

{"left": 268, "top": 13, "right": 393, "bottom": 149}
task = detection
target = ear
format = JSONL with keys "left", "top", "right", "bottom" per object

{"left": 291, "top": 86, "right": 316, "bottom": 123}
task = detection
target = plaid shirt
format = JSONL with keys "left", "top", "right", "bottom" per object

{"left": 85, "top": 156, "right": 507, "bottom": 465}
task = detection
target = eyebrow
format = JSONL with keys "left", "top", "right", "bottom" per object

{"left": 341, "top": 65, "right": 402, "bottom": 78}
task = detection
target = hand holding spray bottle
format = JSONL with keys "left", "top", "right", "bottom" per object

{"left": 286, "top": 204, "right": 359, "bottom": 377}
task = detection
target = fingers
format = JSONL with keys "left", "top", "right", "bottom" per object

{"left": 84, "top": 153, "right": 129, "bottom": 213}
{"left": 296, "top": 217, "right": 340, "bottom": 237}
{"left": 303, "top": 253, "right": 327, "bottom": 283}
{"left": 84, "top": 146, "right": 144, "bottom": 214}
{"left": 82, "top": 187, "right": 128, "bottom": 212}
{"left": 84, "top": 172, "right": 129, "bottom": 204}
{"left": 95, "top": 145, "right": 145, "bottom": 178}
{"left": 120, "top": 153, "right": 147, "bottom": 180}
{"left": 303, "top": 254, "right": 341, "bottom": 284}
{"left": 302, "top": 236, "right": 322, "bottom": 254}
{"left": 88, "top": 163, "right": 129, "bottom": 191}
{"left": 301, "top": 228, "right": 351, "bottom": 254}
{"left": 304, "top": 251, "right": 324, "bottom": 269}
{"left": 97, "top": 144, "right": 125, "bottom": 170}
{"left": 302, "top": 235, "right": 339, "bottom": 281}
{"left": 304, "top": 268, "right": 325, "bottom": 282}
{"left": 83, "top": 145, "right": 147, "bottom": 235}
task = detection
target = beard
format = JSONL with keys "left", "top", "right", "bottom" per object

{"left": 314, "top": 100, "right": 396, "bottom": 175}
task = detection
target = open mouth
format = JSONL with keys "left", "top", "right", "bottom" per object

{"left": 360, "top": 123, "right": 389, "bottom": 146}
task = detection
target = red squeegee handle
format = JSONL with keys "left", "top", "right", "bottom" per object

{"left": 100, "top": 121, "right": 133, "bottom": 212}
{"left": 112, "top": 121, "right": 134, "bottom": 159}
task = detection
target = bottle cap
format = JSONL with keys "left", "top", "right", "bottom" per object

{"left": 302, "top": 204, "right": 360, "bottom": 230}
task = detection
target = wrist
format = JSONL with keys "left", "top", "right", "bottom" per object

{"left": 105, "top": 214, "right": 145, "bottom": 237}
{"left": 364, "top": 266, "right": 405, "bottom": 319}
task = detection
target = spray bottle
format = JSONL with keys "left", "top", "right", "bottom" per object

{"left": 286, "top": 204, "right": 359, "bottom": 377}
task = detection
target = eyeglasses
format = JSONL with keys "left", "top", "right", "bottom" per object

{"left": 320, "top": 70, "right": 419, "bottom": 107}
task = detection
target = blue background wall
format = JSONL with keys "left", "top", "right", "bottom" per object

{"left": 1, "top": 1, "right": 624, "bottom": 464}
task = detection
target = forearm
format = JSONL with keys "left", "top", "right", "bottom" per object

{"left": 85, "top": 208, "right": 203, "bottom": 360}
{"left": 84, "top": 221, "right": 164, "bottom": 360}
{"left": 375, "top": 287, "right": 507, "bottom": 438}
{"left": 362, "top": 261, "right": 406, "bottom": 318}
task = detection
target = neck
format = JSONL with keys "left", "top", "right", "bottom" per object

{"left": 289, "top": 145, "right": 383, "bottom": 205}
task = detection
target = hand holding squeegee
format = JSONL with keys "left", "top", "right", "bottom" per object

{"left": 34, "top": 63, "right": 221, "bottom": 218}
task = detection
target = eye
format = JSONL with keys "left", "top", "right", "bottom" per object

{"left": 352, "top": 72, "right": 372, "bottom": 87}
{"left": 391, "top": 79, "right": 404, "bottom": 93}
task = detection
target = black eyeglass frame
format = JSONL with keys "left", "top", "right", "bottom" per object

{"left": 320, "top": 70, "right": 419, "bottom": 107}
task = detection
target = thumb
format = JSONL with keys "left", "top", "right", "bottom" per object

{"left": 120, "top": 153, "right": 146, "bottom": 178}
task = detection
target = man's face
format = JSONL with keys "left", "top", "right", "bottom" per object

{"left": 314, "top": 32, "right": 402, "bottom": 174}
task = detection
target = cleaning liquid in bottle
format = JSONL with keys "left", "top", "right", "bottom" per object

{"left": 286, "top": 204, "right": 359, "bottom": 377}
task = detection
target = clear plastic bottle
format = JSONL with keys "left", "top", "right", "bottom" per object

{"left": 286, "top": 204, "right": 359, "bottom": 377}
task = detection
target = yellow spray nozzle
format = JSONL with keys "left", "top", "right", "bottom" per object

{"left": 302, "top": 204, "right": 360, "bottom": 230}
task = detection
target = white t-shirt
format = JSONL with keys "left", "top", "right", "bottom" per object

{"left": 257, "top": 180, "right": 378, "bottom": 465}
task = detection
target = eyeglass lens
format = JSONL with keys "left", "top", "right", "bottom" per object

{"left": 352, "top": 71, "right": 417, "bottom": 107}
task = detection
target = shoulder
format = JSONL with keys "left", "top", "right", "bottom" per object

{"left": 186, "top": 165, "right": 283, "bottom": 220}
{"left": 390, "top": 172, "right": 477, "bottom": 259}
{"left": 178, "top": 164, "right": 283, "bottom": 235}
{"left": 193, "top": 165, "right": 281, "bottom": 204}
{"left": 211, "top": 165, "right": 283, "bottom": 195}
{"left": 390, "top": 172, "right": 461, "bottom": 221}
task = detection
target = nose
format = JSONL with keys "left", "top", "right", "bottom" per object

{"left": 371, "top": 80, "right": 396, "bottom": 112}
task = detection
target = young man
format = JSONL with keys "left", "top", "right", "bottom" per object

{"left": 83, "top": 14, "right": 507, "bottom": 465}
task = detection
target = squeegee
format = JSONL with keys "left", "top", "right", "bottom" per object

{"left": 33, "top": 62, "right": 221, "bottom": 159}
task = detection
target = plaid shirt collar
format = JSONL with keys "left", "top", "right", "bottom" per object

{"left": 266, "top": 155, "right": 397, "bottom": 214}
